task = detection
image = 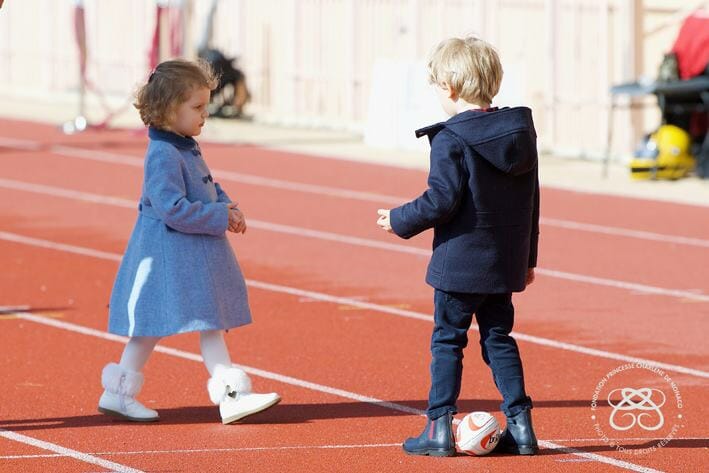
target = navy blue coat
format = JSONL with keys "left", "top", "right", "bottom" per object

{"left": 390, "top": 107, "right": 539, "bottom": 294}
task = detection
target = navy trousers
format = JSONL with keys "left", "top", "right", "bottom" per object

{"left": 427, "top": 289, "right": 533, "bottom": 420}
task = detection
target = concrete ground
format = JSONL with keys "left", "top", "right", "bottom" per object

{"left": 1, "top": 92, "right": 708, "bottom": 207}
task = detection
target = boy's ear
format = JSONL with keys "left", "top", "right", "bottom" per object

{"left": 441, "top": 82, "right": 457, "bottom": 100}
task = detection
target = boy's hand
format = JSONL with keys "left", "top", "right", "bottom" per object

{"left": 376, "top": 209, "right": 393, "bottom": 233}
{"left": 227, "top": 203, "right": 247, "bottom": 234}
{"left": 525, "top": 268, "right": 535, "bottom": 286}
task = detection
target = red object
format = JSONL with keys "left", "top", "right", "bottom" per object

{"left": 148, "top": 5, "right": 164, "bottom": 70}
{"left": 671, "top": 11, "right": 709, "bottom": 79}
{"left": 169, "top": 7, "right": 184, "bottom": 58}
{"left": 148, "top": 5, "right": 184, "bottom": 70}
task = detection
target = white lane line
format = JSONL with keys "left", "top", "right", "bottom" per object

{"left": 12, "top": 311, "right": 422, "bottom": 417}
{"left": 214, "top": 169, "right": 405, "bottom": 206}
{"left": 0, "top": 231, "right": 122, "bottom": 262}
{"left": 0, "top": 136, "right": 42, "bottom": 150}
{"left": 1, "top": 177, "right": 707, "bottom": 302}
{"left": 534, "top": 268, "right": 709, "bottom": 302}
{"left": 3, "top": 138, "right": 708, "bottom": 247}
{"left": 247, "top": 220, "right": 430, "bottom": 256}
{"left": 0, "top": 305, "right": 31, "bottom": 311}
{"left": 238, "top": 281, "right": 709, "bottom": 380}
{"left": 0, "top": 178, "right": 136, "bottom": 208}
{"left": 541, "top": 218, "right": 709, "bottom": 249}
{"left": 539, "top": 440, "right": 662, "bottom": 473}
{"left": 2, "top": 231, "right": 707, "bottom": 382}
{"left": 537, "top": 441, "right": 663, "bottom": 473}
{"left": 11, "top": 312, "right": 662, "bottom": 473}
{"left": 49, "top": 144, "right": 405, "bottom": 205}
{"left": 3, "top": 437, "right": 698, "bottom": 458}
{"left": 0, "top": 178, "right": 425, "bottom": 257}
{"left": 0, "top": 443, "right": 403, "bottom": 460}
{"left": 545, "top": 437, "right": 705, "bottom": 443}
{"left": 0, "top": 429, "right": 145, "bottom": 473}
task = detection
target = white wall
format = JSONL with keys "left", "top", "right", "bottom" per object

{"left": 0, "top": 0, "right": 700, "bottom": 159}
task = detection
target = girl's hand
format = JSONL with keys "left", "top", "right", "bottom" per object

{"left": 376, "top": 209, "right": 392, "bottom": 233}
{"left": 228, "top": 204, "right": 247, "bottom": 234}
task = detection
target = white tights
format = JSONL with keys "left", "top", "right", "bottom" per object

{"left": 118, "top": 330, "right": 232, "bottom": 376}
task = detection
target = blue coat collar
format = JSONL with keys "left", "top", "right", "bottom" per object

{"left": 415, "top": 106, "right": 535, "bottom": 143}
{"left": 415, "top": 106, "right": 538, "bottom": 176}
{"left": 148, "top": 127, "right": 199, "bottom": 150}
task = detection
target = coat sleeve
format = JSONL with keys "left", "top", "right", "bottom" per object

{"left": 145, "top": 146, "right": 229, "bottom": 236}
{"left": 528, "top": 171, "right": 540, "bottom": 267}
{"left": 214, "top": 181, "right": 233, "bottom": 204}
{"left": 390, "top": 131, "right": 465, "bottom": 239}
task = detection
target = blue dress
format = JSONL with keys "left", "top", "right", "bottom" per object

{"left": 108, "top": 128, "right": 252, "bottom": 337}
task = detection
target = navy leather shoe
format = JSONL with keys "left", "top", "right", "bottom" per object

{"left": 494, "top": 409, "right": 538, "bottom": 455}
{"left": 402, "top": 412, "right": 456, "bottom": 457}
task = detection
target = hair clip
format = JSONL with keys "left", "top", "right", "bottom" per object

{"left": 202, "top": 174, "right": 213, "bottom": 183}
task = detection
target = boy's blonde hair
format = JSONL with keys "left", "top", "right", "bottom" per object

{"left": 428, "top": 36, "right": 503, "bottom": 105}
{"left": 134, "top": 59, "right": 218, "bottom": 129}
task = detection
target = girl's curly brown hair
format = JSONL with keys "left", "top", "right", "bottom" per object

{"left": 134, "top": 59, "right": 218, "bottom": 129}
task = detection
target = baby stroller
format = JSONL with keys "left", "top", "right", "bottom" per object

{"left": 629, "top": 11, "right": 709, "bottom": 179}
{"left": 198, "top": 48, "right": 251, "bottom": 118}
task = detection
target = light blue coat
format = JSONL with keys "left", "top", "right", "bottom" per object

{"left": 108, "top": 128, "right": 251, "bottom": 337}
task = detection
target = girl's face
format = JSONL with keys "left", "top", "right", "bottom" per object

{"left": 169, "top": 87, "right": 210, "bottom": 137}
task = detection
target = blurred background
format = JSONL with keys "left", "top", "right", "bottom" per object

{"left": 0, "top": 0, "right": 706, "bottom": 166}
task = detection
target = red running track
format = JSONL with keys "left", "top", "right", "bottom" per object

{"left": 0, "top": 119, "right": 707, "bottom": 472}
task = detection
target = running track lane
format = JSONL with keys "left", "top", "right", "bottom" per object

{"left": 2, "top": 120, "right": 704, "bottom": 470}
{"left": 0, "top": 181, "right": 707, "bottom": 370}
{"left": 0, "top": 221, "right": 705, "bottom": 471}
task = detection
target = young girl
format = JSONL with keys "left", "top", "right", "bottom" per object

{"left": 98, "top": 59, "right": 280, "bottom": 424}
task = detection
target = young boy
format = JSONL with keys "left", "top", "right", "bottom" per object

{"left": 376, "top": 36, "right": 539, "bottom": 457}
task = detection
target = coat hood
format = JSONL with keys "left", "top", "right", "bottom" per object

{"left": 416, "top": 107, "right": 538, "bottom": 175}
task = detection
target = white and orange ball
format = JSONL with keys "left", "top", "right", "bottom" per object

{"left": 455, "top": 411, "right": 501, "bottom": 455}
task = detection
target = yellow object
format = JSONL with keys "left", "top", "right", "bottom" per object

{"left": 630, "top": 125, "right": 695, "bottom": 180}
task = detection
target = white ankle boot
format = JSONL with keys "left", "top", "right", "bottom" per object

{"left": 98, "top": 363, "right": 159, "bottom": 422}
{"left": 207, "top": 364, "right": 280, "bottom": 424}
